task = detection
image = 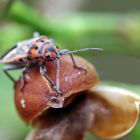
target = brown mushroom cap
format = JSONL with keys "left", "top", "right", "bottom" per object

{"left": 26, "top": 85, "right": 140, "bottom": 140}
{"left": 14, "top": 55, "right": 99, "bottom": 124}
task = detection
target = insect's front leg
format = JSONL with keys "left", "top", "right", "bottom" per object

{"left": 60, "top": 49, "right": 87, "bottom": 73}
{"left": 21, "top": 67, "right": 28, "bottom": 91}
{"left": 40, "top": 63, "right": 62, "bottom": 96}
{"left": 69, "top": 53, "right": 87, "bottom": 74}
{"left": 56, "top": 59, "right": 62, "bottom": 94}
{"left": 21, "top": 64, "right": 38, "bottom": 91}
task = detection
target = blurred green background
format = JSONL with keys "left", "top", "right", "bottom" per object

{"left": 0, "top": 0, "right": 140, "bottom": 140}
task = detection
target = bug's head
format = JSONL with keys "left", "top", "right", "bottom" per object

{"left": 45, "top": 46, "right": 60, "bottom": 61}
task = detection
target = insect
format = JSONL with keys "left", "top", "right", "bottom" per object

{"left": 0, "top": 32, "right": 102, "bottom": 95}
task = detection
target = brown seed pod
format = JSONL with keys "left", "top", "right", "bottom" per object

{"left": 14, "top": 55, "right": 99, "bottom": 124}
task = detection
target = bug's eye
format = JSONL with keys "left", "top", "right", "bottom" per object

{"left": 45, "top": 53, "right": 50, "bottom": 59}
{"left": 19, "top": 59, "right": 23, "bottom": 62}
{"left": 34, "top": 46, "right": 38, "bottom": 50}
{"left": 46, "top": 55, "right": 50, "bottom": 58}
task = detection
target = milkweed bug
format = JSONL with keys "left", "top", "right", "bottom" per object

{"left": 0, "top": 32, "right": 103, "bottom": 95}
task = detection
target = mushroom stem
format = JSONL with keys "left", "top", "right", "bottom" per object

{"left": 26, "top": 128, "right": 84, "bottom": 140}
{"left": 26, "top": 94, "right": 93, "bottom": 140}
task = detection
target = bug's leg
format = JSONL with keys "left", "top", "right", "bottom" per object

{"left": 56, "top": 59, "right": 63, "bottom": 95}
{"left": 33, "top": 32, "right": 40, "bottom": 38}
{"left": 40, "top": 64, "right": 62, "bottom": 95}
{"left": 60, "top": 49, "right": 87, "bottom": 73}
{"left": 21, "top": 67, "right": 28, "bottom": 91}
{"left": 69, "top": 53, "right": 87, "bottom": 73}
{"left": 2, "top": 65, "right": 25, "bottom": 83}
{"left": 21, "top": 64, "right": 38, "bottom": 91}
{"left": 4, "top": 71, "right": 15, "bottom": 82}
{"left": 40, "top": 64, "right": 55, "bottom": 87}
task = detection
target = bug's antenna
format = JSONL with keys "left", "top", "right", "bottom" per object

{"left": 67, "top": 48, "right": 103, "bottom": 54}
{"left": 59, "top": 48, "right": 103, "bottom": 55}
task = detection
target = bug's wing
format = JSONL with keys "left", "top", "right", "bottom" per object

{"left": 0, "top": 37, "right": 39, "bottom": 63}
{"left": 0, "top": 47, "right": 28, "bottom": 63}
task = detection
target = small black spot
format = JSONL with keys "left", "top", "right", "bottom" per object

{"left": 37, "top": 38, "right": 44, "bottom": 42}
{"left": 46, "top": 55, "right": 50, "bottom": 59}
{"left": 19, "top": 59, "right": 23, "bottom": 62}
{"left": 34, "top": 46, "right": 38, "bottom": 50}
{"left": 27, "top": 57, "right": 32, "bottom": 61}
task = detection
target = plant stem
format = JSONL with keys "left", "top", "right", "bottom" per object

{"left": 5, "top": 1, "right": 140, "bottom": 57}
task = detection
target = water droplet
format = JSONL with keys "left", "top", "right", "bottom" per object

{"left": 64, "top": 76, "right": 68, "bottom": 82}
{"left": 20, "top": 98, "right": 26, "bottom": 109}
{"left": 25, "top": 74, "right": 30, "bottom": 80}
{"left": 77, "top": 71, "right": 82, "bottom": 75}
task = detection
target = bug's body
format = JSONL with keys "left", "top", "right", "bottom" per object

{"left": 1, "top": 36, "right": 59, "bottom": 65}
{"left": 0, "top": 33, "right": 102, "bottom": 95}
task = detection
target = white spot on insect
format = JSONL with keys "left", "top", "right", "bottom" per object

{"left": 20, "top": 98, "right": 26, "bottom": 109}
{"left": 25, "top": 74, "right": 30, "bottom": 80}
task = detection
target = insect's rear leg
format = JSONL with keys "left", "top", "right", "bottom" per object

{"left": 2, "top": 65, "right": 25, "bottom": 83}
{"left": 4, "top": 70, "right": 15, "bottom": 82}
{"left": 69, "top": 53, "right": 87, "bottom": 73}
{"left": 40, "top": 64, "right": 62, "bottom": 96}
